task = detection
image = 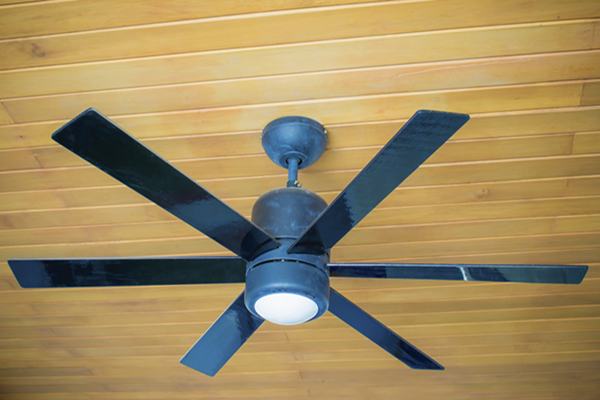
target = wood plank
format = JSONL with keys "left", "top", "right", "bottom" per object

{"left": 0, "top": 339, "right": 598, "bottom": 370}
{"left": 0, "top": 369, "right": 598, "bottom": 395}
{"left": 0, "top": 288, "right": 597, "bottom": 321}
{"left": 301, "top": 361, "right": 600, "bottom": 380}
{"left": 0, "top": 390, "right": 594, "bottom": 400}
{"left": 0, "top": 212, "right": 582, "bottom": 247}
{"left": 0, "top": 0, "right": 43, "bottom": 5}
{"left": 0, "top": 390, "right": 592, "bottom": 400}
{"left": 3, "top": 369, "right": 598, "bottom": 391}
{"left": 0, "top": 177, "right": 598, "bottom": 231}
{"left": 2, "top": 206, "right": 599, "bottom": 249}
{"left": 358, "top": 196, "right": 600, "bottom": 227}
{"left": 297, "top": 344, "right": 600, "bottom": 363}
{"left": 1, "top": 135, "right": 597, "bottom": 196}
{"left": 0, "top": 82, "right": 585, "bottom": 156}
{"left": 0, "top": 363, "right": 597, "bottom": 385}
{"left": 1, "top": 338, "right": 599, "bottom": 368}
{"left": 285, "top": 316, "right": 600, "bottom": 343}
{"left": 2, "top": 129, "right": 591, "bottom": 173}
{"left": 0, "top": 20, "right": 595, "bottom": 99}
{"left": 0, "top": 387, "right": 309, "bottom": 399}
{"left": 1, "top": 81, "right": 587, "bottom": 130}
{"left": 308, "top": 380, "right": 600, "bottom": 397}
{"left": 341, "top": 214, "right": 600, "bottom": 246}
{"left": 0, "top": 174, "right": 571, "bottom": 212}
{"left": 3, "top": 169, "right": 596, "bottom": 213}
{"left": 332, "top": 279, "right": 600, "bottom": 307}
{"left": 1, "top": 359, "right": 595, "bottom": 378}
{"left": 1, "top": 0, "right": 598, "bottom": 70}
{"left": 333, "top": 231, "right": 600, "bottom": 262}
{"left": 573, "top": 131, "right": 600, "bottom": 154}
{"left": 0, "top": 0, "right": 382, "bottom": 40}
{"left": 0, "top": 296, "right": 597, "bottom": 331}
{"left": 5, "top": 50, "right": 600, "bottom": 124}
{"left": 580, "top": 80, "right": 600, "bottom": 105}
{"left": 0, "top": 120, "right": 63, "bottom": 150}
{"left": 377, "top": 247, "right": 600, "bottom": 268}
{"left": 0, "top": 102, "right": 13, "bottom": 125}
{"left": 2, "top": 327, "right": 599, "bottom": 360}
{"left": 2, "top": 332, "right": 599, "bottom": 364}
{"left": 1, "top": 104, "right": 597, "bottom": 154}
{"left": 458, "top": 106, "right": 600, "bottom": 140}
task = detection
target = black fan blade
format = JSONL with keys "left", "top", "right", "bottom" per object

{"left": 288, "top": 110, "right": 469, "bottom": 254}
{"left": 328, "top": 288, "right": 443, "bottom": 370}
{"left": 52, "top": 108, "right": 278, "bottom": 260}
{"left": 180, "top": 291, "right": 263, "bottom": 376}
{"left": 8, "top": 257, "right": 247, "bottom": 288}
{"left": 329, "top": 263, "right": 588, "bottom": 284}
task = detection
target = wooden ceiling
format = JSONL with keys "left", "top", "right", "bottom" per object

{"left": 1, "top": 0, "right": 599, "bottom": 398}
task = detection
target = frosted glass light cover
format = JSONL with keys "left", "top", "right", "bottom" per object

{"left": 254, "top": 293, "right": 318, "bottom": 325}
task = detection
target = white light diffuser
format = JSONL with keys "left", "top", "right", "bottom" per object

{"left": 254, "top": 293, "right": 318, "bottom": 325}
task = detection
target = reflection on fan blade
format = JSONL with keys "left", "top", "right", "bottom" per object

{"left": 329, "top": 263, "right": 588, "bottom": 284}
{"left": 328, "top": 288, "right": 443, "bottom": 370}
{"left": 52, "top": 108, "right": 279, "bottom": 260}
{"left": 8, "top": 257, "right": 247, "bottom": 288}
{"left": 180, "top": 291, "right": 263, "bottom": 376}
{"left": 288, "top": 110, "right": 469, "bottom": 254}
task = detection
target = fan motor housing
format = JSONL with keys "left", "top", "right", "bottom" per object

{"left": 245, "top": 187, "right": 330, "bottom": 320}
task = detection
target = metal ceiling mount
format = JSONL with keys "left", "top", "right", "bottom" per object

{"left": 261, "top": 116, "right": 328, "bottom": 187}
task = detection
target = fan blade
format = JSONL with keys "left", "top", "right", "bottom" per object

{"left": 8, "top": 257, "right": 247, "bottom": 288}
{"left": 328, "top": 288, "right": 443, "bottom": 370}
{"left": 52, "top": 108, "right": 278, "bottom": 260}
{"left": 180, "top": 291, "right": 263, "bottom": 376}
{"left": 329, "top": 263, "right": 588, "bottom": 284}
{"left": 288, "top": 110, "right": 469, "bottom": 254}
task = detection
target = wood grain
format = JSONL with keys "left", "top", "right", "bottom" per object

{"left": 1, "top": 0, "right": 598, "bottom": 70}
{"left": 0, "top": 20, "right": 595, "bottom": 99}
{"left": 0, "top": 0, "right": 383, "bottom": 40}
{"left": 0, "top": 1, "right": 598, "bottom": 399}
{"left": 5, "top": 50, "right": 600, "bottom": 124}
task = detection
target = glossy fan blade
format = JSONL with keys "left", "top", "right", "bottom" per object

{"left": 288, "top": 110, "right": 469, "bottom": 254}
{"left": 52, "top": 108, "right": 278, "bottom": 260}
{"left": 328, "top": 288, "right": 443, "bottom": 370}
{"left": 180, "top": 291, "right": 263, "bottom": 376}
{"left": 329, "top": 263, "right": 588, "bottom": 284}
{"left": 8, "top": 257, "right": 247, "bottom": 288}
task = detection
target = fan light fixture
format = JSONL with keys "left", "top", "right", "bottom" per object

{"left": 254, "top": 292, "right": 318, "bottom": 325}
{"left": 7, "top": 109, "right": 588, "bottom": 378}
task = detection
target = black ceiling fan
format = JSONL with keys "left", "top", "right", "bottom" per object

{"left": 9, "top": 108, "right": 587, "bottom": 376}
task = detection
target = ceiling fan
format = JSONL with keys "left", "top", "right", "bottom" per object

{"left": 9, "top": 108, "right": 587, "bottom": 376}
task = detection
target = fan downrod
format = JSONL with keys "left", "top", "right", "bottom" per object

{"left": 261, "top": 116, "right": 327, "bottom": 187}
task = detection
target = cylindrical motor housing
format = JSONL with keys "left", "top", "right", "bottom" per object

{"left": 251, "top": 187, "right": 327, "bottom": 239}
